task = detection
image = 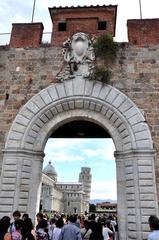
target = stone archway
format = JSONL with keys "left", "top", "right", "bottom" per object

{"left": 0, "top": 77, "right": 158, "bottom": 239}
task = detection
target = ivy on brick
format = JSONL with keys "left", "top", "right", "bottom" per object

{"left": 89, "top": 34, "right": 118, "bottom": 84}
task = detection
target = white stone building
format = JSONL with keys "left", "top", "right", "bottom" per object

{"left": 41, "top": 161, "right": 92, "bottom": 214}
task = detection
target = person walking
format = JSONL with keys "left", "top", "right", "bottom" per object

{"left": 88, "top": 214, "right": 103, "bottom": 240}
{"left": 80, "top": 220, "right": 92, "bottom": 240}
{"left": 36, "top": 213, "right": 44, "bottom": 230}
{"left": 0, "top": 216, "right": 11, "bottom": 240}
{"left": 58, "top": 215, "right": 82, "bottom": 240}
{"left": 21, "top": 218, "right": 35, "bottom": 240}
{"left": 10, "top": 211, "right": 21, "bottom": 234}
{"left": 50, "top": 218, "right": 64, "bottom": 240}
{"left": 48, "top": 218, "right": 56, "bottom": 240}
{"left": 101, "top": 221, "right": 113, "bottom": 240}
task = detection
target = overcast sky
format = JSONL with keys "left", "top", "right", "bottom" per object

{"left": 0, "top": 0, "right": 159, "bottom": 44}
{"left": 1, "top": 0, "right": 159, "bottom": 200}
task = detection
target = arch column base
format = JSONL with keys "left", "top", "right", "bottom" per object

{"left": 0, "top": 148, "right": 44, "bottom": 222}
{"left": 115, "top": 149, "right": 158, "bottom": 240}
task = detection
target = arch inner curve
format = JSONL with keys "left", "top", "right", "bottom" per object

{"left": 51, "top": 120, "right": 111, "bottom": 138}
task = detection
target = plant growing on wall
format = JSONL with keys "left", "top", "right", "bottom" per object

{"left": 88, "top": 34, "right": 118, "bottom": 83}
{"left": 93, "top": 34, "right": 118, "bottom": 62}
{"left": 88, "top": 65, "right": 112, "bottom": 83}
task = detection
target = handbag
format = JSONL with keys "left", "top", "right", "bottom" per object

{"left": 82, "top": 229, "right": 89, "bottom": 239}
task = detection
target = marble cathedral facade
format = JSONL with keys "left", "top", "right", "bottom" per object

{"left": 41, "top": 162, "right": 92, "bottom": 214}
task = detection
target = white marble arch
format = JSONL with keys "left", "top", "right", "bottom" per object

{"left": 0, "top": 77, "right": 158, "bottom": 239}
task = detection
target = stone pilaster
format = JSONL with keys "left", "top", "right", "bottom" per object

{"left": 0, "top": 149, "right": 44, "bottom": 222}
{"left": 115, "top": 153, "right": 127, "bottom": 240}
{"left": 115, "top": 149, "right": 158, "bottom": 240}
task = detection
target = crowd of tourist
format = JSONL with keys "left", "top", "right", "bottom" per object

{"left": 0, "top": 210, "right": 159, "bottom": 240}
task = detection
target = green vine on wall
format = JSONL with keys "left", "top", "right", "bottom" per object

{"left": 88, "top": 65, "right": 112, "bottom": 83}
{"left": 88, "top": 34, "right": 118, "bottom": 84}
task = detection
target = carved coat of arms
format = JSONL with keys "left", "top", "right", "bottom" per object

{"left": 56, "top": 32, "right": 95, "bottom": 81}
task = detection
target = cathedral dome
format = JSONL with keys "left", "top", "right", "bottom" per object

{"left": 43, "top": 161, "right": 57, "bottom": 181}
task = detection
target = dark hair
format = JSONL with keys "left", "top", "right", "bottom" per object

{"left": 55, "top": 218, "right": 64, "bottom": 228}
{"left": 21, "top": 218, "right": 34, "bottom": 238}
{"left": 50, "top": 218, "right": 56, "bottom": 225}
{"left": 38, "top": 219, "right": 48, "bottom": 229}
{"left": 14, "top": 219, "right": 23, "bottom": 230}
{"left": 149, "top": 215, "right": 159, "bottom": 230}
{"left": 13, "top": 210, "right": 21, "bottom": 218}
{"left": 90, "top": 214, "right": 96, "bottom": 220}
{"left": 0, "top": 216, "right": 10, "bottom": 233}
{"left": 83, "top": 220, "right": 90, "bottom": 230}
{"left": 101, "top": 220, "right": 106, "bottom": 226}
{"left": 23, "top": 218, "right": 34, "bottom": 231}
{"left": 22, "top": 213, "right": 29, "bottom": 220}
{"left": 36, "top": 212, "right": 43, "bottom": 220}
{"left": 69, "top": 215, "right": 77, "bottom": 223}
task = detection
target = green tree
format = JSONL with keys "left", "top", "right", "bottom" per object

{"left": 89, "top": 204, "right": 96, "bottom": 213}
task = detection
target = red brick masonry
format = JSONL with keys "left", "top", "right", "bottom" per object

{"left": 10, "top": 23, "right": 44, "bottom": 48}
{"left": 49, "top": 5, "right": 117, "bottom": 46}
{"left": 127, "top": 19, "right": 159, "bottom": 46}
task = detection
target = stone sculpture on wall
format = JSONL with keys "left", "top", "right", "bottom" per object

{"left": 56, "top": 32, "right": 95, "bottom": 81}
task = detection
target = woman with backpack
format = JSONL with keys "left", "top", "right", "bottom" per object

{"left": 81, "top": 220, "right": 92, "bottom": 240}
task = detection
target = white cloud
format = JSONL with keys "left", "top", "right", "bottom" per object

{"left": 44, "top": 139, "right": 116, "bottom": 174}
{"left": 44, "top": 151, "right": 84, "bottom": 163}
{"left": 45, "top": 138, "right": 91, "bottom": 151}
{"left": 44, "top": 139, "right": 115, "bottom": 165}
{"left": 90, "top": 180, "right": 117, "bottom": 200}
{"left": 83, "top": 142, "right": 115, "bottom": 160}
{"left": 44, "top": 139, "right": 72, "bottom": 151}
{"left": 83, "top": 149, "right": 98, "bottom": 157}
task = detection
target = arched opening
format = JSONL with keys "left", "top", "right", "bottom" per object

{"left": 41, "top": 120, "right": 116, "bottom": 216}
{"left": 0, "top": 80, "right": 158, "bottom": 240}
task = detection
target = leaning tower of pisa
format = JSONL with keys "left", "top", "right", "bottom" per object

{"left": 79, "top": 167, "right": 92, "bottom": 213}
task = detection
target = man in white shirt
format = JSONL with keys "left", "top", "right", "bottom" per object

{"left": 148, "top": 215, "right": 159, "bottom": 240}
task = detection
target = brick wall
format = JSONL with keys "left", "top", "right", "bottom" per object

{"left": 10, "top": 23, "right": 44, "bottom": 48}
{"left": 0, "top": 46, "right": 63, "bottom": 172}
{"left": 49, "top": 6, "right": 117, "bottom": 46}
{"left": 127, "top": 19, "right": 159, "bottom": 46}
{"left": 0, "top": 44, "right": 159, "bottom": 189}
